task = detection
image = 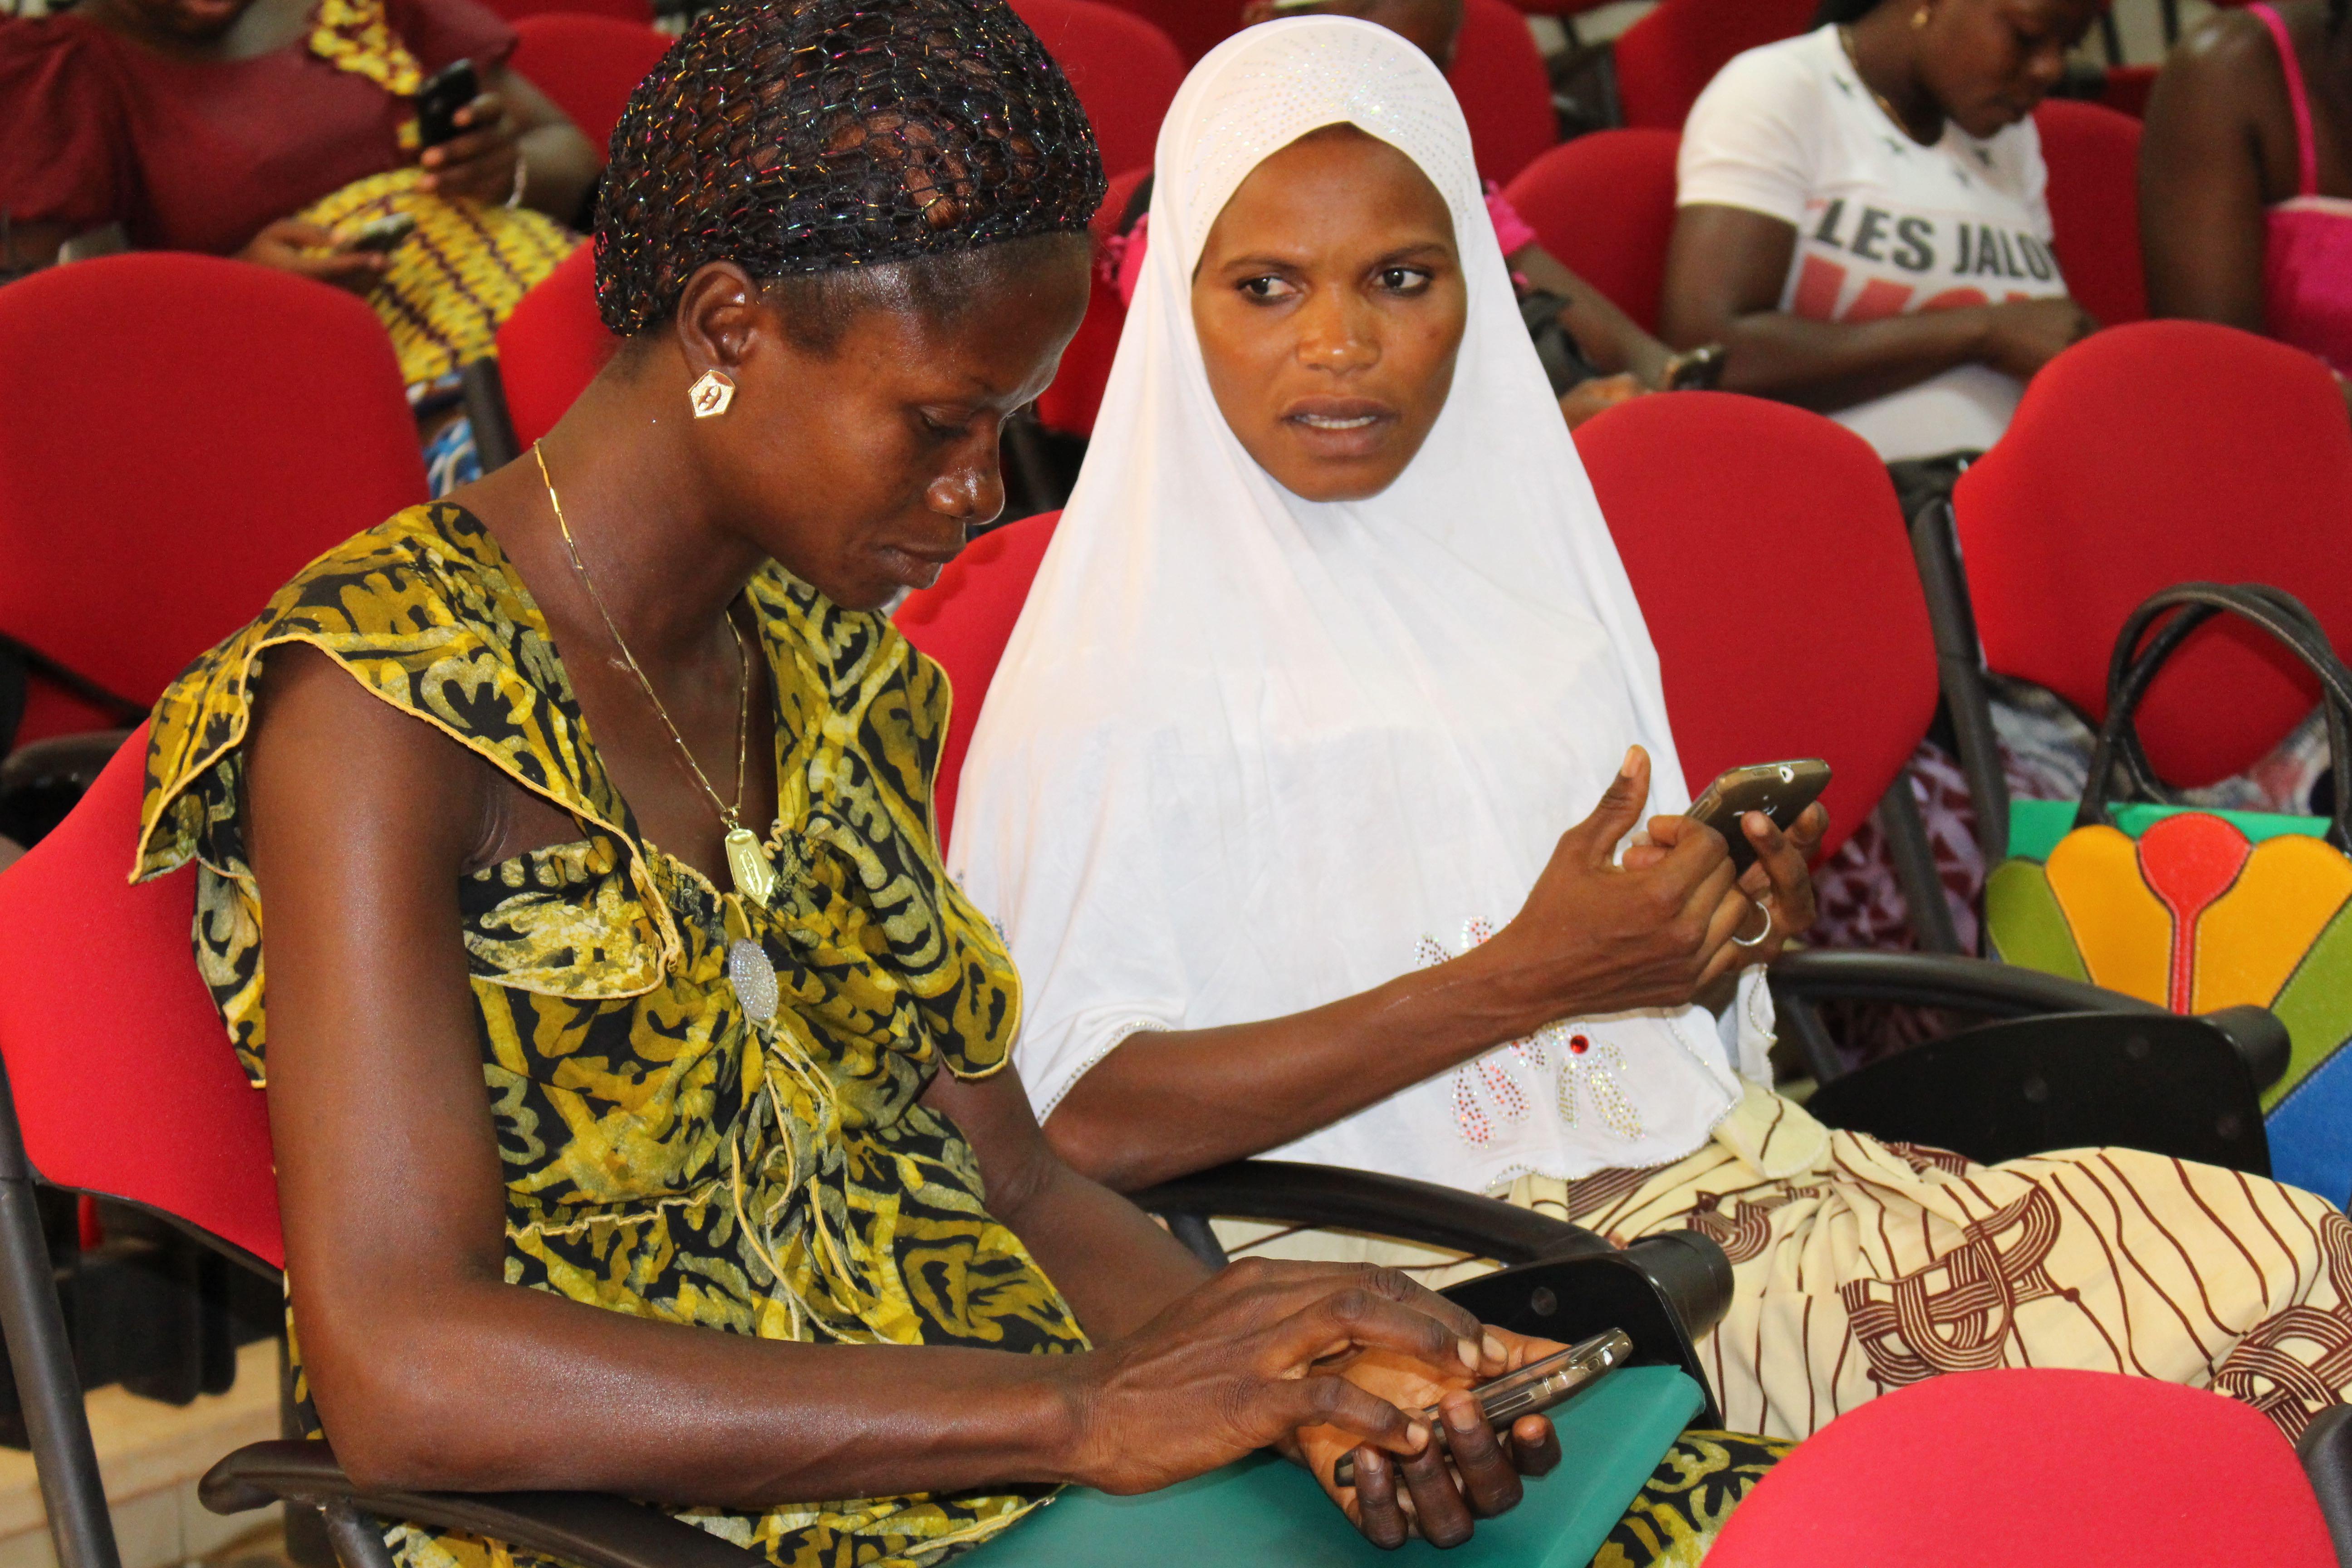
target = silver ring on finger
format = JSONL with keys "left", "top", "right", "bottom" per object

{"left": 1731, "top": 897, "right": 1774, "bottom": 949}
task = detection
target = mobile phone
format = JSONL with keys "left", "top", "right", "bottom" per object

{"left": 339, "top": 213, "right": 416, "bottom": 254}
{"left": 1661, "top": 342, "right": 1726, "bottom": 391}
{"left": 1331, "top": 1328, "right": 1632, "bottom": 1488}
{"left": 415, "top": 59, "right": 480, "bottom": 149}
{"left": 1685, "top": 758, "right": 1831, "bottom": 876}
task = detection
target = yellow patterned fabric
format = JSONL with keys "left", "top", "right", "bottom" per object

{"left": 305, "top": 0, "right": 425, "bottom": 101}
{"left": 300, "top": 170, "right": 578, "bottom": 387}
{"left": 135, "top": 503, "right": 1086, "bottom": 1568}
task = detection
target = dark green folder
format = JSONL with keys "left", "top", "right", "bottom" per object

{"left": 970, "top": 1363, "right": 1704, "bottom": 1566}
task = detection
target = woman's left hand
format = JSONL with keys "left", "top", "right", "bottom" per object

{"left": 1291, "top": 1331, "right": 1566, "bottom": 1548}
{"left": 1727, "top": 802, "right": 1825, "bottom": 965}
{"left": 1622, "top": 801, "right": 1825, "bottom": 969}
{"left": 420, "top": 93, "right": 521, "bottom": 205}
{"left": 1559, "top": 373, "right": 1645, "bottom": 430}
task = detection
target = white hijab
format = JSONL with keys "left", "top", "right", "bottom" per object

{"left": 948, "top": 16, "right": 1773, "bottom": 1191}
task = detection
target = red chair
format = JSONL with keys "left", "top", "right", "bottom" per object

{"left": 1574, "top": 393, "right": 1934, "bottom": 870}
{"left": 1031, "top": 165, "right": 1151, "bottom": 441}
{"left": 2100, "top": 62, "right": 2159, "bottom": 118}
{"left": 2035, "top": 98, "right": 2146, "bottom": 328}
{"left": 1502, "top": 128, "right": 1681, "bottom": 330}
{"left": 1610, "top": 0, "right": 1816, "bottom": 131}
{"left": 0, "top": 255, "right": 426, "bottom": 754}
{"left": 496, "top": 244, "right": 617, "bottom": 454}
{"left": 1010, "top": 0, "right": 1186, "bottom": 179}
{"left": 1709, "top": 1369, "right": 2339, "bottom": 1568}
{"left": 509, "top": 14, "right": 674, "bottom": 154}
{"left": 476, "top": 0, "right": 653, "bottom": 27}
{"left": 893, "top": 512, "right": 1063, "bottom": 846}
{"left": 1449, "top": 0, "right": 1557, "bottom": 185}
{"left": 1097, "top": 0, "right": 1239, "bottom": 63}
{"left": 1927, "top": 321, "right": 2352, "bottom": 859}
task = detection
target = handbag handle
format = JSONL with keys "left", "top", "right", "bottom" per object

{"left": 2074, "top": 582, "right": 2352, "bottom": 853}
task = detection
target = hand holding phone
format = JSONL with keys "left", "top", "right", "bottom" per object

{"left": 414, "top": 60, "right": 479, "bottom": 149}
{"left": 338, "top": 213, "right": 416, "bottom": 255}
{"left": 1684, "top": 759, "right": 1831, "bottom": 877}
{"left": 1331, "top": 1329, "right": 1631, "bottom": 1488}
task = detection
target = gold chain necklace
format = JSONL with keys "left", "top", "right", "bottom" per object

{"left": 1838, "top": 25, "right": 1926, "bottom": 141}
{"left": 533, "top": 441, "right": 779, "bottom": 906}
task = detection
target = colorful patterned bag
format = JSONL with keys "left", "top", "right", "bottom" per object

{"left": 1985, "top": 583, "right": 2352, "bottom": 1205}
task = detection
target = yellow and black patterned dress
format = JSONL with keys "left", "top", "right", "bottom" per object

{"left": 134, "top": 502, "right": 1085, "bottom": 1568}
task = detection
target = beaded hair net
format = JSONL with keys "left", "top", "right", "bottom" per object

{"left": 594, "top": 0, "right": 1107, "bottom": 336}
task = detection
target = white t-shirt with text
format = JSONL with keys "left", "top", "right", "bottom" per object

{"left": 1678, "top": 27, "right": 2067, "bottom": 461}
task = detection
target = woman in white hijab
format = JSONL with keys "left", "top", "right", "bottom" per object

{"left": 950, "top": 15, "right": 2352, "bottom": 1447}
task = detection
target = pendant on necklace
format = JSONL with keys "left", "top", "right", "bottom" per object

{"left": 728, "top": 937, "right": 779, "bottom": 1024}
{"left": 725, "top": 825, "right": 778, "bottom": 905}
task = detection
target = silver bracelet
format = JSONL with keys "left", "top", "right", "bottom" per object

{"left": 505, "top": 150, "right": 528, "bottom": 210}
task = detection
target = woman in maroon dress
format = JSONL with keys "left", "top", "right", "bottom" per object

{"left": 0, "top": 0, "right": 601, "bottom": 406}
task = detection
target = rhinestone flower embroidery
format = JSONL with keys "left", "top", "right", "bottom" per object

{"left": 1416, "top": 921, "right": 1643, "bottom": 1147}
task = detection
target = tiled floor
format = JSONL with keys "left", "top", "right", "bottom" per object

{"left": 0, "top": 1339, "right": 284, "bottom": 1568}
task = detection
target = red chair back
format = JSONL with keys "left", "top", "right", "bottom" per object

{"left": 1034, "top": 165, "right": 1151, "bottom": 439}
{"left": 1575, "top": 393, "right": 1935, "bottom": 861}
{"left": 477, "top": 0, "right": 652, "bottom": 27}
{"left": 1708, "top": 1369, "right": 2335, "bottom": 1568}
{"left": 2100, "top": 62, "right": 2157, "bottom": 118}
{"left": 2035, "top": 98, "right": 2146, "bottom": 328}
{"left": 892, "top": 513, "right": 1063, "bottom": 848}
{"left": 497, "top": 245, "right": 618, "bottom": 452}
{"left": 1449, "top": 0, "right": 1556, "bottom": 185}
{"left": 0, "top": 728, "right": 284, "bottom": 1271}
{"left": 1098, "top": 0, "right": 1238, "bottom": 63}
{"left": 509, "top": 14, "right": 673, "bottom": 155}
{"left": 1955, "top": 320, "right": 2352, "bottom": 787}
{"left": 1502, "top": 129, "right": 1681, "bottom": 331}
{"left": 1011, "top": 0, "right": 1186, "bottom": 178}
{"left": 0, "top": 255, "right": 426, "bottom": 744}
{"left": 1612, "top": 0, "right": 1817, "bottom": 130}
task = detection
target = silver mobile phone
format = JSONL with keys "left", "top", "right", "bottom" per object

{"left": 1331, "top": 1328, "right": 1632, "bottom": 1488}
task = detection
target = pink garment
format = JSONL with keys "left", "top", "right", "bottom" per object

{"left": 1098, "top": 186, "right": 1538, "bottom": 309}
{"left": 2251, "top": 3, "right": 2352, "bottom": 375}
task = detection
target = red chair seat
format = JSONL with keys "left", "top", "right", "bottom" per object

{"left": 1708, "top": 1369, "right": 2336, "bottom": 1567}
{"left": 0, "top": 728, "right": 285, "bottom": 1271}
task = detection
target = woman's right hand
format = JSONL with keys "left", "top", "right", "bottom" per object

{"left": 235, "top": 219, "right": 389, "bottom": 296}
{"left": 1058, "top": 1259, "right": 1508, "bottom": 1499}
{"left": 1479, "top": 746, "right": 1749, "bottom": 1027}
{"left": 1979, "top": 296, "right": 2097, "bottom": 380}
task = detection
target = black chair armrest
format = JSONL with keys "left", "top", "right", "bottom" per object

{"left": 1768, "top": 950, "right": 2287, "bottom": 1093}
{"left": 459, "top": 357, "right": 521, "bottom": 475}
{"left": 201, "top": 1441, "right": 768, "bottom": 1568}
{"left": 1129, "top": 1160, "right": 1616, "bottom": 1268}
{"left": 2301, "top": 1403, "right": 2352, "bottom": 1567}
{"left": 1803, "top": 1009, "right": 2270, "bottom": 1175}
{"left": 0, "top": 729, "right": 133, "bottom": 798}
{"left": 1769, "top": 949, "right": 2163, "bottom": 1020}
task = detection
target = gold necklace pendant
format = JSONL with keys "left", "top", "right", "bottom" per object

{"left": 725, "top": 824, "right": 778, "bottom": 905}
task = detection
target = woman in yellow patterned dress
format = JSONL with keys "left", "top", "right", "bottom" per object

{"left": 130, "top": 4, "right": 1592, "bottom": 1563}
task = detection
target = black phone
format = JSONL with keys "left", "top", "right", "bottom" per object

{"left": 415, "top": 59, "right": 479, "bottom": 149}
{"left": 1685, "top": 758, "right": 1831, "bottom": 876}
{"left": 1331, "top": 1328, "right": 1631, "bottom": 1488}
{"left": 339, "top": 213, "right": 416, "bottom": 254}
